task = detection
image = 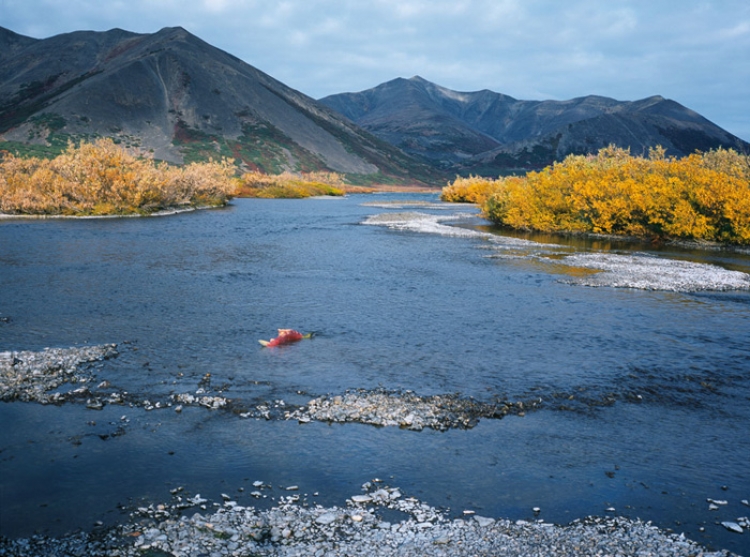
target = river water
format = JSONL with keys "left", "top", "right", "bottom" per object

{"left": 1, "top": 194, "right": 749, "bottom": 554}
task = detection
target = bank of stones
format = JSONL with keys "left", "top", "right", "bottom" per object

{"left": 0, "top": 344, "right": 118, "bottom": 404}
{"left": 0, "top": 484, "right": 737, "bottom": 557}
{"left": 285, "top": 389, "right": 535, "bottom": 431}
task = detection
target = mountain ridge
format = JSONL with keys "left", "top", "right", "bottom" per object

{"left": 320, "top": 75, "right": 749, "bottom": 175}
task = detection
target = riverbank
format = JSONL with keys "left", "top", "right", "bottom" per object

{"left": 0, "top": 482, "right": 741, "bottom": 556}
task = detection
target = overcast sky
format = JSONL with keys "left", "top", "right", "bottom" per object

{"left": 2, "top": 0, "right": 749, "bottom": 140}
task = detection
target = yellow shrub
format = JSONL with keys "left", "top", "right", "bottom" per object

{"left": 0, "top": 139, "right": 236, "bottom": 215}
{"left": 479, "top": 145, "right": 750, "bottom": 244}
{"left": 237, "top": 170, "right": 345, "bottom": 198}
{"left": 440, "top": 175, "right": 498, "bottom": 204}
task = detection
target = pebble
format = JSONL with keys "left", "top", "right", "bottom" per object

{"left": 474, "top": 516, "right": 495, "bottom": 527}
{"left": 721, "top": 522, "right": 744, "bottom": 534}
{"left": 315, "top": 512, "right": 338, "bottom": 525}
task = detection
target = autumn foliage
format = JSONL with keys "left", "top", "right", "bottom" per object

{"left": 442, "top": 146, "right": 750, "bottom": 244}
{"left": 0, "top": 139, "right": 237, "bottom": 216}
{"left": 439, "top": 174, "right": 499, "bottom": 205}
{"left": 237, "top": 170, "right": 346, "bottom": 198}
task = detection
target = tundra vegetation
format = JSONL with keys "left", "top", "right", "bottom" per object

{"left": 237, "top": 170, "right": 347, "bottom": 198}
{"left": 442, "top": 146, "right": 750, "bottom": 245}
{"left": 0, "top": 139, "right": 368, "bottom": 215}
{"left": 0, "top": 139, "right": 237, "bottom": 216}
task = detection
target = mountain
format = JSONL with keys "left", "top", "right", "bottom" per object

{"left": 320, "top": 76, "right": 750, "bottom": 175}
{"left": 0, "top": 27, "right": 440, "bottom": 184}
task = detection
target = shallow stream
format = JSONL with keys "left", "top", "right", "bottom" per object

{"left": 1, "top": 194, "right": 749, "bottom": 554}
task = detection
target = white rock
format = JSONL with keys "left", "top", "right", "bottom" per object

{"left": 316, "top": 512, "right": 338, "bottom": 525}
{"left": 721, "top": 521, "right": 744, "bottom": 534}
{"left": 474, "top": 516, "right": 495, "bottom": 528}
{"left": 351, "top": 495, "right": 373, "bottom": 503}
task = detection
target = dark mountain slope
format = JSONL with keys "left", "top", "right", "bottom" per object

{"left": 0, "top": 27, "right": 439, "bottom": 184}
{"left": 0, "top": 27, "right": 38, "bottom": 62}
{"left": 320, "top": 76, "right": 749, "bottom": 174}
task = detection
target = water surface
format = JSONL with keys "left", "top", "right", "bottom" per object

{"left": 1, "top": 194, "right": 749, "bottom": 554}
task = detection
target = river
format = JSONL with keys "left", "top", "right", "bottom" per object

{"left": 1, "top": 194, "right": 749, "bottom": 554}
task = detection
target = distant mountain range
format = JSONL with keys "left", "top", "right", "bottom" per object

{"left": 1, "top": 26, "right": 747, "bottom": 183}
{"left": 320, "top": 76, "right": 750, "bottom": 175}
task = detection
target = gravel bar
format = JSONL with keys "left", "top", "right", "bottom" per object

{"left": 0, "top": 484, "right": 739, "bottom": 557}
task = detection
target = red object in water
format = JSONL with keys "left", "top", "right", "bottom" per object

{"left": 260, "top": 329, "right": 305, "bottom": 347}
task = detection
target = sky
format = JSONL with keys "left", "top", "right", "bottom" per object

{"left": 2, "top": 0, "right": 749, "bottom": 141}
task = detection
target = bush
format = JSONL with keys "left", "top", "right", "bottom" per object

{"left": 443, "top": 145, "right": 750, "bottom": 245}
{"left": 236, "top": 170, "right": 345, "bottom": 198}
{"left": 0, "top": 139, "right": 237, "bottom": 215}
{"left": 440, "top": 175, "right": 499, "bottom": 204}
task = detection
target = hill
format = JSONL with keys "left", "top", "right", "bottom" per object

{"left": 0, "top": 27, "right": 440, "bottom": 185}
{"left": 320, "top": 76, "right": 750, "bottom": 175}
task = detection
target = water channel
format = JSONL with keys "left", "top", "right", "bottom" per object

{"left": 1, "top": 194, "right": 749, "bottom": 554}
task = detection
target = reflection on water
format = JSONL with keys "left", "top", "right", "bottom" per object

{"left": 1, "top": 194, "right": 749, "bottom": 554}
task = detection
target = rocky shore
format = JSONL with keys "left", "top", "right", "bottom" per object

{"left": 0, "top": 482, "right": 740, "bottom": 557}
